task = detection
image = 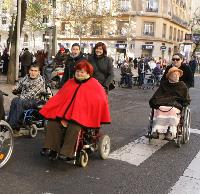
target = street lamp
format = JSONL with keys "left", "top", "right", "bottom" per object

{"left": 16, "top": 0, "right": 21, "bottom": 79}
{"left": 51, "top": 0, "right": 57, "bottom": 57}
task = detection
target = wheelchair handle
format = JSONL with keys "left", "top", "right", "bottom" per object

{"left": 2, "top": 92, "right": 8, "bottom": 96}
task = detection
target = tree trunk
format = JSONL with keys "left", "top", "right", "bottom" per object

{"left": 7, "top": 0, "right": 27, "bottom": 84}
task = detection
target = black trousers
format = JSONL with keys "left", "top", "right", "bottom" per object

{"left": 0, "top": 90, "right": 5, "bottom": 120}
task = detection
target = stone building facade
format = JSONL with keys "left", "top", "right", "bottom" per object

{"left": 0, "top": 0, "right": 192, "bottom": 63}
{"left": 57, "top": 0, "right": 192, "bottom": 63}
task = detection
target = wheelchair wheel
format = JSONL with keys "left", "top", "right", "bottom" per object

{"left": 182, "top": 108, "right": 191, "bottom": 144}
{"left": 76, "top": 150, "right": 88, "bottom": 168}
{"left": 0, "top": 121, "right": 14, "bottom": 168}
{"left": 98, "top": 135, "right": 111, "bottom": 159}
{"left": 29, "top": 124, "right": 38, "bottom": 138}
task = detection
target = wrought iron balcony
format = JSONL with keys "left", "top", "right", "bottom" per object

{"left": 172, "top": 14, "right": 188, "bottom": 27}
{"left": 143, "top": 31, "right": 154, "bottom": 36}
{"left": 146, "top": 8, "right": 158, "bottom": 13}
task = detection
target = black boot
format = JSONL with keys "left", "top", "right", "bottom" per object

{"left": 48, "top": 150, "right": 58, "bottom": 160}
{"left": 40, "top": 148, "right": 51, "bottom": 157}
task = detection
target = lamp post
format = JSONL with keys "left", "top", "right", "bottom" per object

{"left": 51, "top": 0, "right": 57, "bottom": 57}
{"left": 16, "top": 0, "right": 21, "bottom": 79}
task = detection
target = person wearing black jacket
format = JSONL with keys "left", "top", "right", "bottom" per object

{"left": 88, "top": 42, "right": 114, "bottom": 92}
{"left": 60, "top": 43, "right": 86, "bottom": 87}
{"left": 161, "top": 53, "right": 193, "bottom": 88}
{"left": 0, "top": 90, "right": 5, "bottom": 120}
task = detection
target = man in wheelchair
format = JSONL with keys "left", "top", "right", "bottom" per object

{"left": 39, "top": 60, "right": 111, "bottom": 161}
{"left": 7, "top": 63, "right": 45, "bottom": 135}
{"left": 149, "top": 66, "right": 190, "bottom": 140}
{"left": 119, "top": 62, "right": 132, "bottom": 88}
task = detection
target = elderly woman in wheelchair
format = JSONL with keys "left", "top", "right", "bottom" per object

{"left": 148, "top": 67, "right": 191, "bottom": 145}
{"left": 39, "top": 60, "right": 111, "bottom": 167}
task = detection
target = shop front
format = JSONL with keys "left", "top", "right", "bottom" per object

{"left": 116, "top": 43, "right": 127, "bottom": 62}
{"left": 141, "top": 44, "right": 154, "bottom": 57}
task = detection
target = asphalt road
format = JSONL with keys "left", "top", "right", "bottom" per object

{"left": 0, "top": 70, "right": 200, "bottom": 194}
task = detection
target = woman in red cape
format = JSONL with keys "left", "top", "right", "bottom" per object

{"left": 40, "top": 60, "right": 111, "bottom": 160}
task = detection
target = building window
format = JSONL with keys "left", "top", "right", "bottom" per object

{"left": 92, "top": 21, "right": 102, "bottom": 35}
{"left": 2, "top": 17, "right": 7, "bottom": 25}
{"left": 24, "top": 34, "right": 28, "bottom": 42}
{"left": 143, "top": 22, "right": 154, "bottom": 36}
{"left": 42, "top": 15, "right": 49, "bottom": 23}
{"left": 177, "top": 30, "right": 180, "bottom": 42}
{"left": 146, "top": 0, "right": 158, "bottom": 12}
{"left": 117, "top": 21, "right": 129, "bottom": 36}
{"left": 169, "top": 26, "right": 173, "bottom": 40}
{"left": 2, "top": 8, "right": 7, "bottom": 14}
{"left": 74, "top": 22, "right": 87, "bottom": 36}
{"left": 173, "top": 28, "right": 177, "bottom": 41}
{"left": 162, "top": 24, "right": 166, "bottom": 38}
{"left": 119, "top": 0, "right": 131, "bottom": 11}
{"left": 181, "top": 31, "right": 183, "bottom": 42}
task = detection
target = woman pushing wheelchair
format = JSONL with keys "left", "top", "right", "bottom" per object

{"left": 40, "top": 60, "right": 111, "bottom": 161}
{"left": 149, "top": 66, "right": 190, "bottom": 141}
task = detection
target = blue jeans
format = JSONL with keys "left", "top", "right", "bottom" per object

{"left": 7, "top": 97, "right": 36, "bottom": 129}
{"left": 138, "top": 73, "right": 145, "bottom": 86}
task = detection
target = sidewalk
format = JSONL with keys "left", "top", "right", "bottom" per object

{"left": 0, "top": 73, "right": 15, "bottom": 112}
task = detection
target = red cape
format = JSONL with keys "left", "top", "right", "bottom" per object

{"left": 39, "top": 78, "right": 111, "bottom": 128}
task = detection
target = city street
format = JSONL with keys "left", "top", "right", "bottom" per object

{"left": 0, "top": 70, "right": 200, "bottom": 194}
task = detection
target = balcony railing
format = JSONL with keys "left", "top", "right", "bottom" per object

{"left": 143, "top": 31, "right": 154, "bottom": 36}
{"left": 172, "top": 14, "right": 188, "bottom": 27}
{"left": 146, "top": 8, "right": 158, "bottom": 13}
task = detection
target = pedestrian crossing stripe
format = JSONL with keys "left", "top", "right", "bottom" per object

{"left": 169, "top": 150, "right": 200, "bottom": 194}
{"left": 109, "top": 128, "right": 200, "bottom": 166}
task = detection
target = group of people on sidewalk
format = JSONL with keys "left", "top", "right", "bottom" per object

{"left": 0, "top": 47, "right": 195, "bottom": 160}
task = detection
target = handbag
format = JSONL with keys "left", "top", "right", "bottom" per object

{"left": 109, "top": 80, "right": 116, "bottom": 91}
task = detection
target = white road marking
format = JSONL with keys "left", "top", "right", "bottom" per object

{"left": 190, "top": 128, "right": 200, "bottom": 135}
{"left": 109, "top": 136, "right": 168, "bottom": 166}
{"left": 169, "top": 151, "right": 200, "bottom": 194}
{"left": 109, "top": 128, "right": 200, "bottom": 166}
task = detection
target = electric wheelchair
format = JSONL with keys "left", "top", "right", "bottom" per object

{"left": 21, "top": 87, "right": 53, "bottom": 138}
{"left": 13, "top": 83, "right": 53, "bottom": 138}
{"left": 147, "top": 105, "right": 191, "bottom": 148}
{"left": 72, "top": 128, "right": 111, "bottom": 167}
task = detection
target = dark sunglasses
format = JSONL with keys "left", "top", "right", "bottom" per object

{"left": 172, "top": 58, "right": 181, "bottom": 61}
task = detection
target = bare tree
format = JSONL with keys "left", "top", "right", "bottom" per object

{"left": 25, "top": 0, "right": 52, "bottom": 49}
{"left": 58, "top": 0, "right": 119, "bottom": 44}
{"left": 7, "top": 0, "right": 27, "bottom": 84}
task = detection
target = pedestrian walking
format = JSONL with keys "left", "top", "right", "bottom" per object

{"left": 161, "top": 53, "right": 193, "bottom": 88}
{"left": 60, "top": 43, "right": 86, "bottom": 87}
{"left": 2, "top": 48, "right": 9, "bottom": 75}
{"left": 88, "top": 42, "right": 114, "bottom": 93}
{"left": 20, "top": 48, "right": 33, "bottom": 77}
{"left": 0, "top": 90, "right": 5, "bottom": 120}
{"left": 189, "top": 55, "right": 197, "bottom": 87}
